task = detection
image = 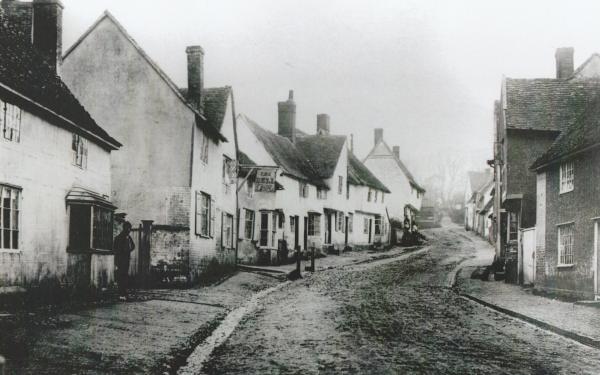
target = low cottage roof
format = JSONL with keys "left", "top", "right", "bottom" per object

{"left": 295, "top": 134, "right": 346, "bottom": 179}
{"left": 531, "top": 97, "right": 600, "bottom": 170}
{"left": 0, "top": 22, "right": 120, "bottom": 149}
{"left": 347, "top": 153, "right": 390, "bottom": 193}
{"left": 504, "top": 78, "right": 600, "bottom": 132}
{"left": 240, "top": 114, "right": 328, "bottom": 188}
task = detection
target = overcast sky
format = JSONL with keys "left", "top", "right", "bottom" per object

{"left": 59, "top": 0, "right": 600, "bottom": 183}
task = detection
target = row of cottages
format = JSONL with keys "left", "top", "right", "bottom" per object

{"left": 0, "top": 1, "right": 122, "bottom": 292}
{"left": 491, "top": 46, "right": 600, "bottom": 290}
{"left": 363, "top": 129, "right": 425, "bottom": 239}
{"left": 464, "top": 170, "right": 494, "bottom": 241}
{"left": 236, "top": 91, "right": 393, "bottom": 264}
{"left": 60, "top": 12, "right": 238, "bottom": 284}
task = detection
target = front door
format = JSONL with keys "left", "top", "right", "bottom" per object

{"left": 368, "top": 218, "right": 372, "bottom": 243}
{"left": 260, "top": 212, "right": 269, "bottom": 247}
{"left": 303, "top": 216, "right": 308, "bottom": 250}
{"left": 325, "top": 212, "right": 332, "bottom": 244}
{"left": 344, "top": 216, "right": 349, "bottom": 245}
{"left": 294, "top": 215, "right": 299, "bottom": 250}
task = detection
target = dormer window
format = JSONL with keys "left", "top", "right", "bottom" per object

{"left": 72, "top": 133, "right": 88, "bottom": 169}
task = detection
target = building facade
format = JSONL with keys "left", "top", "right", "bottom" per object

{"left": 237, "top": 92, "right": 390, "bottom": 265}
{"left": 532, "top": 98, "right": 600, "bottom": 299}
{"left": 363, "top": 129, "right": 425, "bottom": 238}
{"left": 0, "top": 1, "right": 120, "bottom": 293}
{"left": 492, "top": 47, "right": 600, "bottom": 283}
{"left": 61, "top": 12, "right": 237, "bottom": 284}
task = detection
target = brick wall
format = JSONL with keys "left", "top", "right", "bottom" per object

{"left": 506, "top": 130, "right": 558, "bottom": 228}
{"left": 539, "top": 151, "right": 600, "bottom": 298}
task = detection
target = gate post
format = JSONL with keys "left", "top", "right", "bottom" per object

{"left": 0, "top": 355, "right": 5, "bottom": 375}
{"left": 138, "top": 220, "right": 153, "bottom": 288}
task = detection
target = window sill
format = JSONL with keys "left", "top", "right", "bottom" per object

{"left": 67, "top": 248, "right": 114, "bottom": 255}
{"left": 0, "top": 249, "right": 21, "bottom": 254}
{"left": 195, "top": 234, "right": 212, "bottom": 239}
{"left": 559, "top": 189, "right": 574, "bottom": 195}
{"left": 557, "top": 263, "right": 575, "bottom": 269}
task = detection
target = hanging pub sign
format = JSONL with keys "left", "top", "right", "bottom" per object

{"left": 255, "top": 168, "right": 278, "bottom": 192}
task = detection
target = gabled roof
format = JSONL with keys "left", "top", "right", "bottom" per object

{"left": 295, "top": 134, "right": 346, "bottom": 179}
{"left": 467, "top": 171, "right": 492, "bottom": 193}
{"left": 531, "top": 96, "right": 600, "bottom": 170}
{"left": 347, "top": 153, "right": 390, "bottom": 193}
{"left": 480, "top": 196, "right": 494, "bottom": 214}
{"left": 0, "top": 21, "right": 120, "bottom": 149}
{"left": 570, "top": 53, "right": 600, "bottom": 80}
{"left": 364, "top": 140, "right": 425, "bottom": 192}
{"left": 180, "top": 86, "right": 231, "bottom": 132}
{"left": 239, "top": 114, "right": 327, "bottom": 188}
{"left": 504, "top": 78, "right": 600, "bottom": 132}
{"left": 63, "top": 11, "right": 226, "bottom": 142}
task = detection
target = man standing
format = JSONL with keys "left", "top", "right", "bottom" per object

{"left": 114, "top": 221, "right": 135, "bottom": 301}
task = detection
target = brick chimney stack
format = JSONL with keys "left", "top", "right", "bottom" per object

{"left": 555, "top": 47, "right": 574, "bottom": 79}
{"left": 316, "top": 114, "right": 330, "bottom": 135}
{"left": 186, "top": 45, "right": 204, "bottom": 114}
{"left": 278, "top": 90, "right": 296, "bottom": 143}
{"left": 374, "top": 128, "right": 383, "bottom": 146}
{"left": 393, "top": 146, "right": 400, "bottom": 159}
{"left": 32, "top": 0, "right": 63, "bottom": 74}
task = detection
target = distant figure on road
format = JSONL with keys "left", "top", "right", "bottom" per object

{"left": 402, "top": 215, "right": 412, "bottom": 246}
{"left": 114, "top": 221, "right": 135, "bottom": 300}
{"left": 412, "top": 223, "right": 427, "bottom": 245}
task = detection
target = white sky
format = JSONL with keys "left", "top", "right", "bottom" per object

{"left": 57, "top": 0, "right": 600, "bottom": 183}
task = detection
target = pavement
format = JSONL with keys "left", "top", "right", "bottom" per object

{"left": 0, "top": 244, "right": 421, "bottom": 375}
{"left": 455, "top": 229, "right": 600, "bottom": 349}
{"left": 0, "top": 271, "right": 280, "bottom": 374}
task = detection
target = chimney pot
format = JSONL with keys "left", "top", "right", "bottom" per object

{"left": 393, "top": 146, "right": 400, "bottom": 159}
{"left": 555, "top": 47, "right": 574, "bottom": 79}
{"left": 374, "top": 128, "right": 383, "bottom": 146}
{"left": 278, "top": 90, "right": 296, "bottom": 143}
{"left": 32, "top": 0, "right": 63, "bottom": 74}
{"left": 186, "top": 45, "right": 204, "bottom": 113}
{"left": 316, "top": 114, "right": 330, "bottom": 135}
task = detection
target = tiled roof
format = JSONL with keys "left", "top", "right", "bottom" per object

{"left": 531, "top": 97, "right": 600, "bottom": 169}
{"left": 237, "top": 150, "right": 256, "bottom": 166}
{"left": 295, "top": 134, "right": 346, "bottom": 179}
{"left": 468, "top": 171, "right": 492, "bottom": 193}
{"left": 0, "top": 22, "right": 120, "bottom": 149}
{"left": 347, "top": 152, "right": 390, "bottom": 193}
{"left": 180, "top": 86, "right": 231, "bottom": 132}
{"left": 240, "top": 114, "right": 328, "bottom": 188}
{"left": 504, "top": 78, "right": 600, "bottom": 132}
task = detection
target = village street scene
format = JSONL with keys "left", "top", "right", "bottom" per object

{"left": 3, "top": 0, "right": 600, "bottom": 374}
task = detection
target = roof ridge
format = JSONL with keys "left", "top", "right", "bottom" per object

{"left": 63, "top": 11, "right": 228, "bottom": 142}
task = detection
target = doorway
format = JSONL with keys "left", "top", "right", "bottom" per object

{"left": 303, "top": 216, "right": 308, "bottom": 250}
{"left": 368, "top": 218, "right": 372, "bottom": 244}
{"left": 344, "top": 216, "right": 349, "bottom": 245}
{"left": 260, "top": 212, "right": 269, "bottom": 247}
{"left": 294, "top": 215, "right": 299, "bottom": 250}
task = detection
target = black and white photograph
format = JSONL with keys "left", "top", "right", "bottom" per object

{"left": 2, "top": 0, "right": 600, "bottom": 373}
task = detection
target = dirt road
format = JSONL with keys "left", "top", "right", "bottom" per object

{"left": 198, "top": 224, "right": 600, "bottom": 374}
